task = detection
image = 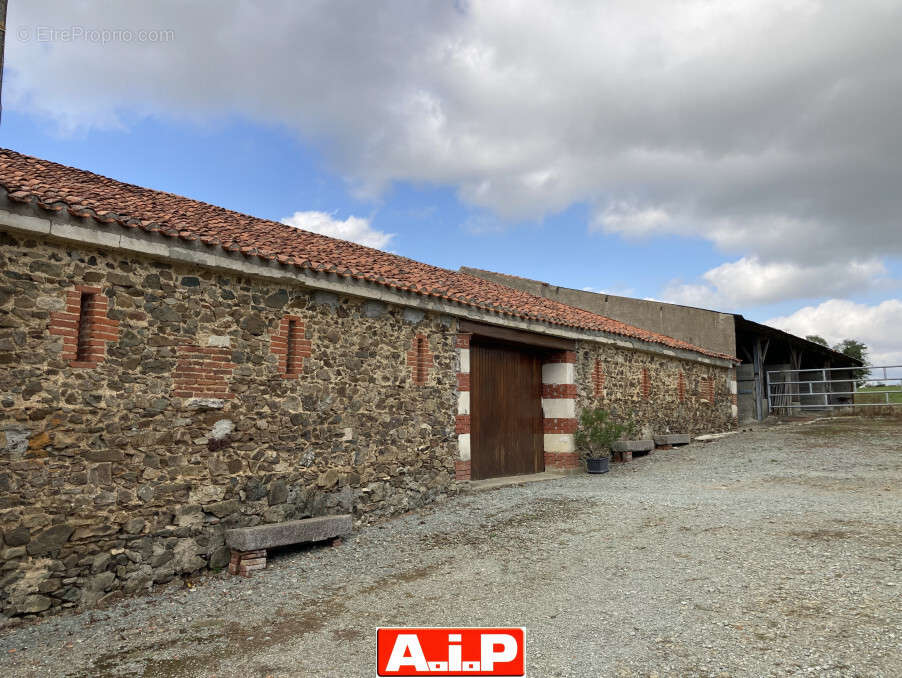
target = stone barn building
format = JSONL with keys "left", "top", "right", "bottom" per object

{"left": 460, "top": 268, "right": 860, "bottom": 423}
{"left": 0, "top": 149, "right": 736, "bottom": 616}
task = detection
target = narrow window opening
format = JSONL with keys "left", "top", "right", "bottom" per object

{"left": 592, "top": 359, "right": 605, "bottom": 398}
{"left": 286, "top": 318, "right": 298, "bottom": 375}
{"left": 416, "top": 336, "right": 427, "bottom": 384}
{"left": 76, "top": 292, "right": 95, "bottom": 362}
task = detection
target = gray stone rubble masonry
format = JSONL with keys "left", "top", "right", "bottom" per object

{"left": 0, "top": 234, "right": 457, "bottom": 617}
{"left": 0, "top": 228, "right": 734, "bottom": 617}
{"left": 575, "top": 342, "right": 734, "bottom": 440}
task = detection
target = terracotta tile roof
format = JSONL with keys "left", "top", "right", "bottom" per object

{"left": 0, "top": 148, "right": 735, "bottom": 361}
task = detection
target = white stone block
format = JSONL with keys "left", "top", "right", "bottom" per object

{"left": 459, "top": 348, "right": 470, "bottom": 373}
{"left": 0, "top": 210, "right": 51, "bottom": 234}
{"left": 185, "top": 398, "right": 225, "bottom": 410}
{"left": 542, "top": 362, "right": 574, "bottom": 384}
{"left": 51, "top": 221, "right": 121, "bottom": 248}
{"left": 541, "top": 398, "right": 575, "bottom": 419}
{"left": 206, "top": 335, "right": 231, "bottom": 348}
{"left": 543, "top": 433, "right": 575, "bottom": 453}
{"left": 120, "top": 233, "right": 170, "bottom": 258}
{"left": 457, "top": 391, "right": 470, "bottom": 415}
{"left": 458, "top": 433, "right": 471, "bottom": 461}
{"left": 210, "top": 419, "right": 234, "bottom": 440}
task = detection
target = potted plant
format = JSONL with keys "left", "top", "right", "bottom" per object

{"left": 574, "top": 408, "right": 635, "bottom": 474}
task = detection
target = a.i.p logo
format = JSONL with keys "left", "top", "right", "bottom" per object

{"left": 377, "top": 627, "right": 525, "bottom": 676}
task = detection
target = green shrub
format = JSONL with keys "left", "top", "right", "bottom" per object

{"left": 574, "top": 408, "right": 636, "bottom": 459}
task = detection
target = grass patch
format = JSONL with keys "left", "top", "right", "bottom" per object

{"left": 855, "top": 385, "right": 902, "bottom": 405}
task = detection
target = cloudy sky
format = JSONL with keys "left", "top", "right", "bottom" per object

{"left": 4, "top": 1, "right": 901, "bottom": 365}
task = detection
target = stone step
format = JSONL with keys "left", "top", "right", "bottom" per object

{"left": 225, "top": 514, "right": 352, "bottom": 552}
{"left": 611, "top": 440, "right": 655, "bottom": 453}
{"left": 654, "top": 434, "right": 691, "bottom": 446}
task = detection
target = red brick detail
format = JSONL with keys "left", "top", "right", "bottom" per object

{"left": 271, "top": 314, "right": 311, "bottom": 379}
{"left": 544, "top": 452, "right": 580, "bottom": 470}
{"left": 172, "top": 345, "right": 237, "bottom": 399}
{"left": 699, "top": 376, "right": 715, "bottom": 404}
{"left": 613, "top": 449, "right": 633, "bottom": 463}
{"left": 544, "top": 417, "right": 577, "bottom": 434}
{"left": 49, "top": 285, "right": 119, "bottom": 368}
{"left": 546, "top": 350, "right": 576, "bottom": 364}
{"left": 731, "top": 393, "right": 738, "bottom": 405}
{"left": 457, "top": 372, "right": 471, "bottom": 391}
{"left": 455, "top": 414, "right": 471, "bottom": 434}
{"left": 592, "top": 359, "right": 605, "bottom": 398}
{"left": 454, "top": 460, "right": 471, "bottom": 481}
{"left": 407, "top": 333, "right": 434, "bottom": 386}
{"left": 640, "top": 368, "right": 651, "bottom": 399}
{"left": 455, "top": 333, "right": 472, "bottom": 349}
{"left": 229, "top": 549, "right": 267, "bottom": 577}
{"left": 542, "top": 383, "right": 577, "bottom": 398}
{"left": 678, "top": 371, "right": 686, "bottom": 402}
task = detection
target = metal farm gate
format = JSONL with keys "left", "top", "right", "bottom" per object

{"left": 766, "top": 365, "right": 902, "bottom": 415}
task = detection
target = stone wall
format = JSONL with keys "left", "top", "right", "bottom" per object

{"left": 0, "top": 227, "right": 736, "bottom": 619}
{"left": 0, "top": 232, "right": 458, "bottom": 617}
{"left": 574, "top": 341, "right": 735, "bottom": 439}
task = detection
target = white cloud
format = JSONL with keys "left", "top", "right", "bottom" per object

{"left": 661, "top": 257, "right": 889, "bottom": 309}
{"left": 767, "top": 299, "right": 902, "bottom": 368}
{"left": 592, "top": 203, "right": 674, "bottom": 238}
{"left": 7, "top": 1, "right": 902, "bottom": 304}
{"left": 8, "top": 1, "right": 902, "bottom": 256}
{"left": 280, "top": 211, "right": 394, "bottom": 250}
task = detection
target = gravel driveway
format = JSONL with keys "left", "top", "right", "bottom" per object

{"left": 1, "top": 417, "right": 900, "bottom": 677}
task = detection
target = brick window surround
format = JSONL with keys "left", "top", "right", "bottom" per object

{"left": 271, "top": 315, "right": 312, "bottom": 379}
{"left": 640, "top": 367, "right": 651, "bottom": 399}
{"left": 591, "top": 359, "right": 605, "bottom": 398}
{"left": 407, "top": 333, "right": 434, "bottom": 386}
{"left": 699, "top": 376, "right": 715, "bottom": 404}
{"left": 678, "top": 370, "right": 686, "bottom": 402}
{"left": 49, "top": 285, "right": 119, "bottom": 368}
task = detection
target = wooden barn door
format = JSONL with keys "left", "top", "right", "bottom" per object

{"left": 470, "top": 341, "right": 544, "bottom": 480}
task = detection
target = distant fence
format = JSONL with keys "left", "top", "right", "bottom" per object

{"left": 766, "top": 365, "right": 902, "bottom": 415}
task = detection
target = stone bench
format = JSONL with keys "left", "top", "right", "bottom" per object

{"left": 611, "top": 440, "right": 655, "bottom": 462}
{"left": 225, "top": 514, "right": 352, "bottom": 576}
{"left": 653, "top": 433, "right": 691, "bottom": 448}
